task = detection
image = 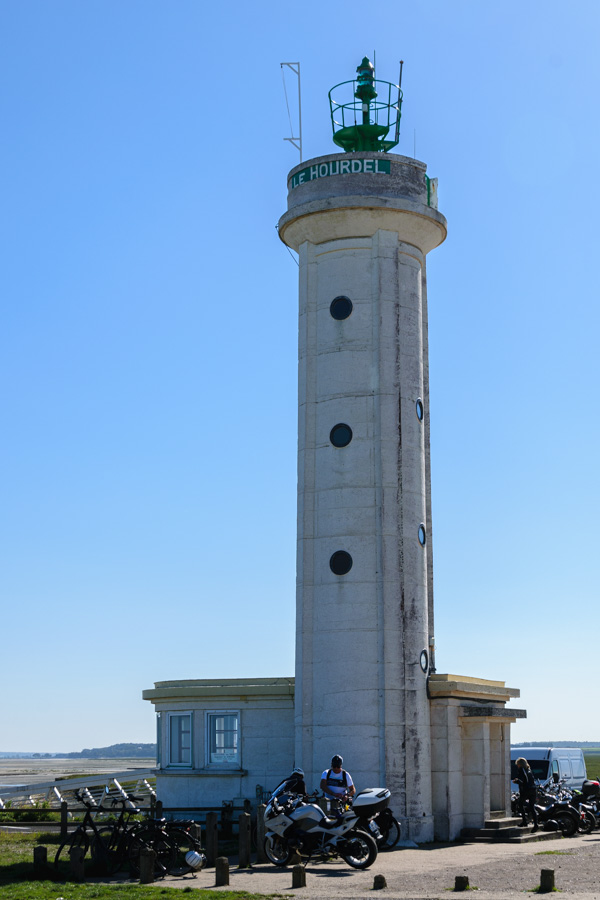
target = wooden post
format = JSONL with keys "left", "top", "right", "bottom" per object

{"left": 33, "top": 845, "right": 47, "bottom": 874}
{"left": 60, "top": 801, "right": 68, "bottom": 839}
{"left": 215, "top": 856, "right": 230, "bottom": 886}
{"left": 155, "top": 800, "right": 163, "bottom": 818}
{"left": 139, "top": 847, "right": 156, "bottom": 884}
{"left": 292, "top": 864, "right": 306, "bottom": 887}
{"left": 256, "top": 804, "right": 267, "bottom": 863}
{"left": 206, "top": 811, "right": 219, "bottom": 866}
{"left": 454, "top": 875, "right": 470, "bottom": 891}
{"left": 373, "top": 874, "right": 387, "bottom": 889}
{"left": 540, "top": 869, "right": 555, "bottom": 893}
{"left": 238, "top": 812, "right": 251, "bottom": 868}
{"left": 69, "top": 845, "right": 85, "bottom": 882}
{"left": 189, "top": 822, "right": 201, "bottom": 843}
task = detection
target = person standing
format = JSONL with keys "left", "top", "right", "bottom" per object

{"left": 513, "top": 757, "right": 539, "bottom": 831}
{"left": 320, "top": 754, "right": 356, "bottom": 808}
{"left": 272, "top": 767, "right": 307, "bottom": 799}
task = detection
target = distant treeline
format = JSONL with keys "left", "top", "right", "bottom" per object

{"left": 63, "top": 743, "right": 157, "bottom": 758}
{"left": 512, "top": 741, "right": 600, "bottom": 748}
{"left": 0, "top": 743, "right": 157, "bottom": 759}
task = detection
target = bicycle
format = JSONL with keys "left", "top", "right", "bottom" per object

{"left": 163, "top": 820, "right": 206, "bottom": 875}
{"left": 54, "top": 789, "right": 143, "bottom": 877}
{"left": 127, "top": 816, "right": 177, "bottom": 878}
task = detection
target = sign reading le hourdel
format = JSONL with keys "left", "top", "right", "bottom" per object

{"left": 290, "top": 157, "right": 391, "bottom": 189}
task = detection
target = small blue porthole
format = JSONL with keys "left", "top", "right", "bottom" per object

{"left": 330, "top": 296, "right": 353, "bottom": 320}
{"left": 416, "top": 399, "right": 424, "bottom": 422}
{"left": 330, "top": 550, "right": 353, "bottom": 576}
{"left": 418, "top": 525, "right": 426, "bottom": 546}
{"left": 330, "top": 423, "right": 353, "bottom": 448}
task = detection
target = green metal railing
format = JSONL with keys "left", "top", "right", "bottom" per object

{"left": 329, "top": 57, "right": 403, "bottom": 153}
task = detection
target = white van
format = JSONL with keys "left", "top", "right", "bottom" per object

{"left": 510, "top": 747, "right": 587, "bottom": 790}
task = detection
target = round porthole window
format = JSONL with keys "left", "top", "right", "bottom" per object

{"left": 329, "top": 550, "right": 353, "bottom": 576}
{"left": 416, "top": 398, "right": 424, "bottom": 422}
{"left": 330, "top": 423, "right": 353, "bottom": 448}
{"left": 330, "top": 296, "right": 353, "bottom": 320}
{"left": 420, "top": 650, "right": 429, "bottom": 673}
{"left": 418, "top": 524, "right": 426, "bottom": 546}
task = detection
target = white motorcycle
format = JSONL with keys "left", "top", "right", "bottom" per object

{"left": 263, "top": 789, "right": 379, "bottom": 869}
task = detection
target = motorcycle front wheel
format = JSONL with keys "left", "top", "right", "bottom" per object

{"left": 578, "top": 810, "right": 596, "bottom": 834}
{"left": 339, "top": 831, "right": 378, "bottom": 869}
{"left": 264, "top": 835, "right": 294, "bottom": 866}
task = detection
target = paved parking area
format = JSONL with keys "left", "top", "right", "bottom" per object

{"left": 156, "top": 832, "right": 600, "bottom": 898}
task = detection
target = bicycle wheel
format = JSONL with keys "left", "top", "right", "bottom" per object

{"left": 54, "top": 830, "right": 89, "bottom": 879}
{"left": 166, "top": 827, "right": 204, "bottom": 876}
{"left": 128, "top": 827, "right": 177, "bottom": 877}
{"left": 91, "top": 825, "right": 126, "bottom": 874}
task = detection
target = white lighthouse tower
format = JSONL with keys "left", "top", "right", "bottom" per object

{"left": 278, "top": 58, "right": 445, "bottom": 841}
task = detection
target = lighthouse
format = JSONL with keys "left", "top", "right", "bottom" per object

{"left": 143, "top": 57, "right": 524, "bottom": 844}
{"left": 278, "top": 58, "right": 444, "bottom": 841}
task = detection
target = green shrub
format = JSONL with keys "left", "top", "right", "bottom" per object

{"left": 0, "top": 800, "right": 60, "bottom": 823}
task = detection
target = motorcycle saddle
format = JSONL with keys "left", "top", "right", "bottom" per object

{"left": 320, "top": 816, "right": 343, "bottom": 828}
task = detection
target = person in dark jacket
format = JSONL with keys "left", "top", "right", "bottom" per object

{"left": 513, "top": 757, "right": 538, "bottom": 831}
{"left": 272, "top": 767, "right": 307, "bottom": 799}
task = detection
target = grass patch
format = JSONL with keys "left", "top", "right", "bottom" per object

{"left": 535, "top": 850, "right": 573, "bottom": 856}
{"left": 0, "top": 887, "right": 283, "bottom": 900}
{"left": 584, "top": 753, "right": 600, "bottom": 781}
{"left": 0, "top": 832, "right": 282, "bottom": 899}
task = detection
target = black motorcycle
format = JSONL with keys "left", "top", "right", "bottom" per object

{"left": 533, "top": 781, "right": 580, "bottom": 836}
{"left": 541, "top": 775, "right": 598, "bottom": 833}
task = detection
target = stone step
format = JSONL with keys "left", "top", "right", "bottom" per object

{"left": 482, "top": 816, "right": 522, "bottom": 830}
{"left": 462, "top": 825, "right": 562, "bottom": 844}
{"left": 466, "top": 830, "right": 562, "bottom": 844}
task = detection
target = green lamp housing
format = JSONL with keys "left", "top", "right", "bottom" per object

{"left": 329, "top": 56, "right": 403, "bottom": 153}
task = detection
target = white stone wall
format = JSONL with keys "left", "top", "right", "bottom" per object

{"left": 429, "top": 679, "right": 523, "bottom": 840}
{"left": 144, "top": 681, "right": 295, "bottom": 809}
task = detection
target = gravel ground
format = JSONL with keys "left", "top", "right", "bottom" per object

{"left": 155, "top": 832, "right": 600, "bottom": 898}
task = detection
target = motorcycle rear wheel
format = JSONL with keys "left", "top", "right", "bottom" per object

{"left": 379, "top": 815, "right": 401, "bottom": 849}
{"left": 264, "top": 835, "right": 294, "bottom": 866}
{"left": 339, "top": 831, "right": 378, "bottom": 869}
{"left": 552, "top": 811, "right": 578, "bottom": 837}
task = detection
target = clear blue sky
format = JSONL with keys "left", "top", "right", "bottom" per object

{"left": 1, "top": 0, "right": 598, "bottom": 752}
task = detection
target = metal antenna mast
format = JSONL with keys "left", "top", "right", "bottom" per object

{"left": 281, "top": 62, "right": 303, "bottom": 162}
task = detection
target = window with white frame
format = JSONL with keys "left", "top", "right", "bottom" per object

{"left": 168, "top": 712, "right": 192, "bottom": 766}
{"left": 207, "top": 711, "right": 239, "bottom": 765}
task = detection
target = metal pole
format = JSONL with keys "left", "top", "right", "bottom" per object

{"left": 281, "top": 62, "right": 302, "bottom": 162}
{"left": 297, "top": 63, "right": 303, "bottom": 162}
